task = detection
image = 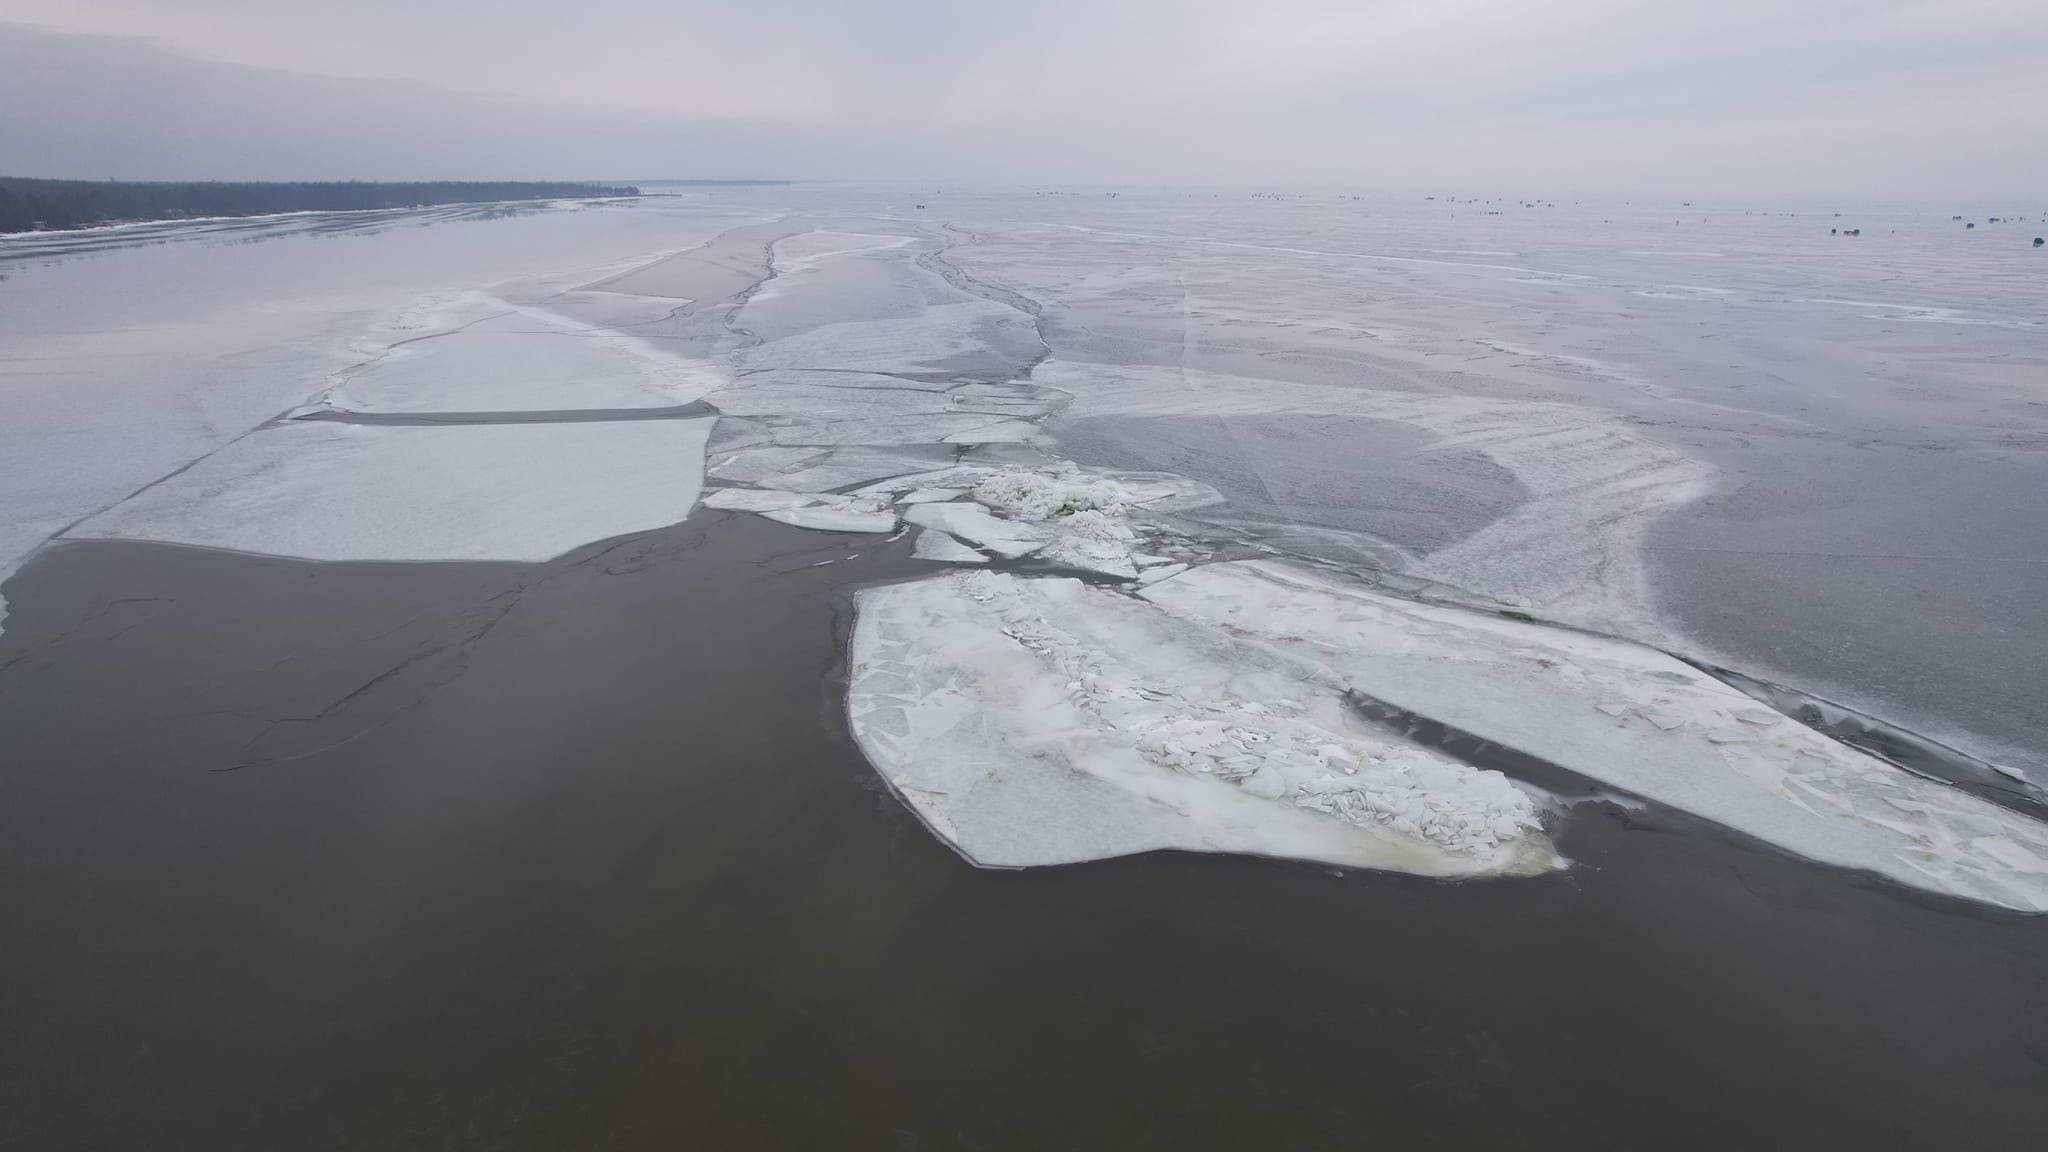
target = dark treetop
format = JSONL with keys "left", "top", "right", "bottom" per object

{"left": 0, "top": 178, "right": 641, "bottom": 234}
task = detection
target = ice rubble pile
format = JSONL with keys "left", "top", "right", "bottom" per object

{"left": 703, "top": 462, "right": 1204, "bottom": 581}
{"left": 972, "top": 576, "right": 1544, "bottom": 856}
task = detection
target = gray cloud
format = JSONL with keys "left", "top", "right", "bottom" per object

{"left": 2, "top": 1, "right": 2044, "bottom": 196}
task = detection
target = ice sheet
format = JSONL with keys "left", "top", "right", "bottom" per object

{"left": 760, "top": 495, "right": 898, "bottom": 534}
{"left": 701, "top": 488, "right": 819, "bottom": 513}
{"left": 1040, "top": 360, "right": 1714, "bottom": 639}
{"left": 756, "top": 414, "right": 1038, "bottom": 447}
{"left": 902, "top": 503, "right": 1049, "bottom": 558}
{"left": 322, "top": 302, "right": 725, "bottom": 415}
{"left": 705, "top": 375, "right": 957, "bottom": 420}
{"left": 706, "top": 445, "right": 831, "bottom": 485}
{"left": 897, "top": 488, "right": 967, "bottom": 505}
{"left": 849, "top": 571, "right": 1554, "bottom": 875}
{"left": 737, "top": 301, "right": 1040, "bottom": 374}
{"left": 1138, "top": 560, "right": 2048, "bottom": 912}
{"left": 912, "top": 530, "right": 988, "bottom": 563}
{"left": 67, "top": 419, "right": 714, "bottom": 563}
{"left": 709, "top": 445, "right": 956, "bottom": 493}
{"left": 756, "top": 231, "right": 914, "bottom": 301}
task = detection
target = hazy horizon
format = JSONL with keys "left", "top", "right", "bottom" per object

{"left": 3, "top": 2, "right": 2046, "bottom": 198}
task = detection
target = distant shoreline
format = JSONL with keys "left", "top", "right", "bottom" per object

{"left": 0, "top": 178, "right": 648, "bottom": 235}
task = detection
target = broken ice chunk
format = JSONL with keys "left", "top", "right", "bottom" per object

{"left": 913, "top": 530, "right": 990, "bottom": 564}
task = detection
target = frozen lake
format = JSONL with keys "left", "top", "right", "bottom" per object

{"left": 2, "top": 187, "right": 2045, "bottom": 1145}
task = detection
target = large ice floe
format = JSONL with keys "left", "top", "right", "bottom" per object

{"left": 68, "top": 419, "right": 714, "bottom": 562}
{"left": 318, "top": 296, "right": 723, "bottom": 415}
{"left": 56, "top": 277, "right": 732, "bottom": 569}
{"left": 851, "top": 570, "right": 1556, "bottom": 876}
{"left": 851, "top": 561, "right": 2048, "bottom": 909}
{"left": 1135, "top": 562, "right": 2048, "bottom": 911}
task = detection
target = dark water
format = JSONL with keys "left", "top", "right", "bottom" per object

{"left": 2, "top": 515, "right": 2044, "bottom": 1149}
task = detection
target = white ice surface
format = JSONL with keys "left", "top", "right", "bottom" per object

{"left": 702, "top": 487, "right": 820, "bottom": 513}
{"left": 897, "top": 487, "right": 967, "bottom": 505}
{"left": 1139, "top": 560, "right": 2048, "bottom": 912}
{"left": 912, "top": 529, "right": 988, "bottom": 563}
{"left": 706, "top": 376, "right": 955, "bottom": 419}
{"left": 849, "top": 571, "right": 1554, "bottom": 875}
{"left": 68, "top": 419, "right": 714, "bottom": 562}
{"left": 705, "top": 486, "right": 899, "bottom": 533}
{"left": 0, "top": 205, "right": 762, "bottom": 640}
{"left": 708, "top": 445, "right": 955, "bottom": 493}
{"left": 323, "top": 302, "right": 724, "bottom": 414}
{"left": 705, "top": 445, "right": 830, "bottom": 484}
{"left": 737, "top": 301, "right": 1038, "bottom": 374}
{"left": 747, "top": 230, "right": 915, "bottom": 306}
{"left": 761, "top": 495, "right": 899, "bottom": 534}
{"left": 754, "top": 414, "right": 1038, "bottom": 447}
{"left": 902, "top": 503, "right": 1049, "bottom": 558}
{"left": 971, "top": 467, "right": 1130, "bottom": 519}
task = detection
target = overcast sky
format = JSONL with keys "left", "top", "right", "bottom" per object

{"left": 3, "top": 0, "right": 2044, "bottom": 196}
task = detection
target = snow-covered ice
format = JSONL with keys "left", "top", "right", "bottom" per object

{"left": 1138, "top": 560, "right": 2048, "bottom": 912}
{"left": 67, "top": 419, "right": 715, "bottom": 563}
{"left": 971, "top": 467, "right": 1130, "bottom": 520}
{"left": 849, "top": 570, "right": 1556, "bottom": 875}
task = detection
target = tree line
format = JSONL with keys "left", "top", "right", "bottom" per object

{"left": 0, "top": 178, "right": 641, "bottom": 234}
